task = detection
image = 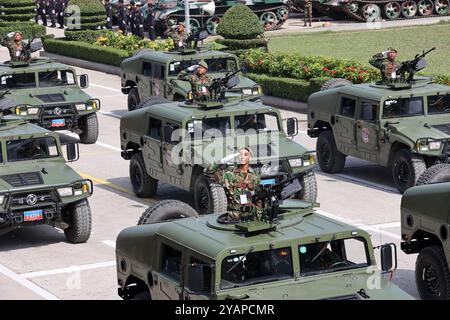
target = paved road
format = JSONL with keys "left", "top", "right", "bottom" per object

{"left": 0, "top": 50, "right": 419, "bottom": 300}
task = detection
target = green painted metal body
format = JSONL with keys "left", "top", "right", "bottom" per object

{"left": 0, "top": 58, "right": 99, "bottom": 134}
{"left": 120, "top": 48, "right": 262, "bottom": 103}
{"left": 116, "top": 199, "right": 412, "bottom": 299}
{"left": 307, "top": 79, "right": 450, "bottom": 167}
{"left": 0, "top": 116, "right": 92, "bottom": 236}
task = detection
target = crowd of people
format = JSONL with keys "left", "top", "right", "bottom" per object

{"left": 35, "top": 0, "right": 69, "bottom": 29}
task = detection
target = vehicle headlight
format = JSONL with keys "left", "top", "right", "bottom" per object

{"left": 429, "top": 141, "right": 442, "bottom": 151}
{"left": 242, "top": 89, "right": 252, "bottom": 95}
{"left": 86, "top": 100, "right": 98, "bottom": 111}
{"left": 0, "top": 195, "right": 5, "bottom": 205}
{"left": 253, "top": 86, "right": 263, "bottom": 95}
{"left": 15, "top": 105, "right": 29, "bottom": 116}
{"left": 75, "top": 104, "right": 86, "bottom": 111}
{"left": 302, "top": 154, "right": 316, "bottom": 166}
{"left": 57, "top": 187, "right": 73, "bottom": 197}
{"left": 289, "top": 158, "right": 303, "bottom": 168}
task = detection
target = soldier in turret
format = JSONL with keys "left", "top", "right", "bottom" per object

{"left": 168, "top": 22, "right": 189, "bottom": 50}
{"left": 177, "top": 60, "right": 213, "bottom": 102}
{"left": 369, "top": 47, "right": 401, "bottom": 83}
{"left": 0, "top": 32, "right": 31, "bottom": 63}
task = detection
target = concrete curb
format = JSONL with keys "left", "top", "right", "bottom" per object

{"left": 39, "top": 51, "right": 308, "bottom": 114}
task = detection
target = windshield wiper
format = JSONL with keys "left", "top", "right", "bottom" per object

{"left": 226, "top": 246, "right": 255, "bottom": 274}
{"left": 310, "top": 233, "right": 336, "bottom": 263}
{"left": 0, "top": 89, "right": 10, "bottom": 99}
{"left": 429, "top": 93, "right": 449, "bottom": 107}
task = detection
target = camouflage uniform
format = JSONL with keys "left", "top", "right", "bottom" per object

{"left": 178, "top": 67, "right": 213, "bottom": 102}
{"left": 205, "top": 164, "right": 263, "bottom": 219}
{"left": 169, "top": 29, "right": 189, "bottom": 50}
{"left": 369, "top": 49, "right": 401, "bottom": 83}
{"left": 302, "top": 247, "right": 342, "bottom": 273}
{"left": 0, "top": 38, "right": 30, "bottom": 62}
{"left": 304, "top": 0, "right": 312, "bottom": 27}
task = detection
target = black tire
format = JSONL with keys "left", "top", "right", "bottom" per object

{"left": 127, "top": 87, "right": 140, "bottom": 111}
{"left": 295, "top": 170, "right": 318, "bottom": 203}
{"left": 138, "top": 199, "right": 199, "bottom": 225}
{"left": 320, "top": 78, "right": 352, "bottom": 91}
{"left": 193, "top": 175, "right": 228, "bottom": 215}
{"left": 64, "top": 199, "right": 92, "bottom": 243}
{"left": 417, "top": 163, "right": 450, "bottom": 186}
{"left": 316, "top": 131, "right": 346, "bottom": 173}
{"left": 79, "top": 113, "right": 99, "bottom": 144}
{"left": 132, "top": 291, "right": 151, "bottom": 300}
{"left": 392, "top": 149, "right": 426, "bottom": 193}
{"left": 415, "top": 245, "right": 450, "bottom": 300}
{"left": 129, "top": 152, "right": 158, "bottom": 197}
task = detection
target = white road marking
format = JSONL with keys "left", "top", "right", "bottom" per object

{"left": 320, "top": 172, "right": 399, "bottom": 194}
{"left": 0, "top": 264, "right": 59, "bottom": 300}
{"left": 90, "top": 83, "right": 122, "bottom": 93}
{"left": 102, "top": 240, "right": 116, "bottom": 249}
{"left": 21, "top": 261, "right": 116, "bottom": 279}
{"left": 99, "top": 110, "right": 122, "bottom": 119}
{"left": 95, "top": 141, "right": 122, "bottom": 152}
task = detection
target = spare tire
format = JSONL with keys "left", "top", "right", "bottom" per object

{"left": 138, "top": 200, "right": 199, "bottom": 225}
{"left": 135, "top": 97, "right": 171, "bottom": 110}
{"left": 417, "top": 163, "right": 450, "bottom": 186}
{"left": 320, "top": 78, "right": 352, "bottom": 91}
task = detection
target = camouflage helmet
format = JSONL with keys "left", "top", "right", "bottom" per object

{"left": 387, "top": 47, "right": 397, "bottom": 53}
{"left": 198, "top": 60, "right": 208, "bottom": 70}
{"left": 178, "top": 22, "right": 185, "bottom": 27}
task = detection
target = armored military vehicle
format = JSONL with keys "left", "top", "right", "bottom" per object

{"left": 115, "top": 178, "right": 412, "bottom": 300}
{"left": 120, "top": 47, "right": 262, "bottom": 111}
{"left": 401, "top": 163, "right": 450, "bottom": 300}
{"left": 307, "top": 53, "right": 450, "bottom": 193}
{"left": 0, "top": 115, "right": 93, "bottom": 243}
{"left": 0, "top": 58, "right": 100, "bottom": 144}
{"left": 314, "top": 0, "right": 449, "bottom": 22}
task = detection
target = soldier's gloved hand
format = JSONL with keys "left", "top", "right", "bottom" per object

{"left": 220, "top": 152, "right": 240, "bottom": 164}
{"left": 187, "top": 65, "right": 199, "bottom": 72}
{"left": 7, "top": 32, "right": 15, "bottom": 38}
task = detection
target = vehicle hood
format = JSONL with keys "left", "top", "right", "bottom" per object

{"left": 170, "top": 76, "right": 257, "bottom": 92}
{"left": 1, "top": 87, "right": 92, "bottom": 110}
{"left": 223, "top": 272, "right": 413, "bottom": 300}
{"left": 0, "top": 160, "right": 82, "bottom": 192}
{"left": 386, "top": 116, "right": 450, "bottom": 142}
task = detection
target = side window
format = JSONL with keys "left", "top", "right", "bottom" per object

{"left": 189, "top": 256, "right": 212, "bottom": 293}
{"left": 142, "top": 62, "right": 152, "bottom": 76}
{"left": 360, "top": 101, "right": 378, "bottom": 121}
{"left": 149, "top": 117, "right": 162, "bottom": 140}
{"left": 340, "top": 97, "right": 356, "bottom": 118}
{"left": 164, "top": 122, "right": 180, "bottom": 144}
{"left": 154, "top": 65, "right": 165, "bottom": 80}
{"left": 161, "top": 244, "right": 182, "bottom": 281}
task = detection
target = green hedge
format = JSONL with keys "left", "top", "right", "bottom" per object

{"left": 248, "top": 73, "right": 329, "bottom": 102}
{"left": 43, "top": 38, "right": 131, "bottom": 66}
{"left": 65, "top": 0, "right": 106, "bottom": 31}
{"left": 0, "top": 0, "right": 34, "bottom": 6}
{"left": 0, "top": 5, "right": 36, "bottom": 14}
{"left": 216, "top": 38, "right": 268, "bottom": 50}
{"left": 0, "top": 0, "right": 35, "bottom": 22}
{"left": 65, "top": 29, "right": 106, "bottom": 42}
{"left": 0, "top": 22, "right": 46, "bottom": 38}
{"left": 217, "top": 4, "right": 264, "bottom": 40}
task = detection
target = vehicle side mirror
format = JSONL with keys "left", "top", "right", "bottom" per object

{"left": 187, "top": 265, "right": 204, "bottom": 293}
{"left": 286, "top": 118, "right": 298, "bottom": 137}
{"left": 79, "top": 74, "right": 89, "bottom": 89}
{"left": 379, "top": 243, "right": 397, "bottom": 272}
{"left": 66, "top": 143, "right": 78, "bottom": 162}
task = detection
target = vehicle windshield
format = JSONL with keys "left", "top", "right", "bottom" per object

{"left": 220, "top": 247, "right": 293, "bottom": 289}
{"left": 169, "top": 58, "right": 238, "bottom": 76}
{"left": 6, "top": 137, "right": 59, "bottom": 162}
{"left": 187, "top": 116, "right": 231, "bottom": 139}
{"left": 382, "top": 97, "right": 424, "bottom": 118}
{"left": 38, "top": 70, "right": 76, "bottom": 87}
{"left": 0, "top": 73, "right": 36, "bottom": 89}
{"left": 428, "top": 94, "right": 450, "bottom": 114}
{"left": 298, "top": 237, "right": 370, "bottom": 276}
{"left": 235, "top": 113, "right": 280, "bottom": 133}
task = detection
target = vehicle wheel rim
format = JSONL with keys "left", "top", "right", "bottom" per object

{"left": 166, "top": 15, "right": 178, "bottom": 28}
{"left": 260, "top": 12, "right": 278, "bottom": 31}
{"left": 418, "top": 0, "right": 434, "bottom": 15}
{"left": 435, "top": 0, "right": 450, "bottom": 14}
{"left": 396, "top": 161, "right": 410, "bottom": 185}
{"left": 185, "top": 18, "right": 200, "bottom": 33}
{"left": 206, "top": 16, "right": 220, "bottom": 35}
{"left": 347, "top": 1, "right": 359, "bottom": 13}
{"left": 361, "top": 4, "right": 381, "bottom": 21}
{"left": 401, "top": 1, "right": 418, "bottom": 17}
{"left": 276, "top": 6, "right": 289, "bottom": 22}
{"left": 199, "top": 186, "right": 210, "bottom": 211}
{"left": 384, "top": 2, "right": 401, "bottom": 19}
{"left": 320, "top": 143, "right": 331, "bottom": 166}
{"left": 423, "top": 265, "right": 441, "bottom": 296}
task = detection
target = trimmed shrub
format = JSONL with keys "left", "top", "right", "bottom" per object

{"left": 0, "top": 21, "right": 46, "bottom": 39}
{"left": 216, "top": 38, "right": 268, "bottom": 50}
{"left": 0, "top": 0, "right": 35, "bottom": 22}
{"left": 65, "top": 29, "right": 106, "bottom": 42}
{"left": 217, "top": 4, "right": 264, "bottom": 40}
{"left": 43, "top": 38, "right": 131, "bottom": 66}
{"left": 65, "top": 0, "right": 106, "bottom": 32}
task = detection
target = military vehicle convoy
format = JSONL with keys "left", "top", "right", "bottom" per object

{"left": 0, "top": 115, "right": 93, "bottom": 243}
{"left": 115, "top": 178, "right": 412, "bottom": 300}
{"left": 120, "top": 47, "right": 262, "bottom": 111}
{"left": 307, "top": 71, "right": 450, "bottom": 193}
{"left": 0, "top": 58, "right": 100, "bottom": 144}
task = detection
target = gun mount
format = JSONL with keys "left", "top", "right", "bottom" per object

{"left": 397, "top": 47, "right": 436, "bottom": 84}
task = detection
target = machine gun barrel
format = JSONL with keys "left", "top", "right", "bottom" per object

{"left": 398, "top": 47, "right": 436, "bottom": 82}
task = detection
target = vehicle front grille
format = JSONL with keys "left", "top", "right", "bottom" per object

{"left": 0, "top": 172, "right": 43, "bottom": 187}
{"left": 35, "top": 94, "right": 66, "bottom": 103}
{"left": 9, "top": 190, "right": 56, "bottom": 211}
{"left": 41, "top": 105, "right": 75, "bottom": 117}
{"left": 432, "top": 124, "right": 450, "bottom": 135}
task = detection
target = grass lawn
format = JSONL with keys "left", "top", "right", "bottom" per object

{"left": 268, "top": 23, "right": 450, "bottom": 76}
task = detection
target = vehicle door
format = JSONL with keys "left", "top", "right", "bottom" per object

{"left": 356, "top": 100, "right": 380, "bottom": 161}
{"left": 334, "top": 96, "right": 357, "bottom": 155}
{"left": 162, "top": 120, "right": 183, "bottom": 187}
{"left": 142, "top": 116, "right": 163, "bottom": 179}
{"left": 152, "top": 64, "right": 166, "bottom": 97}
{"left": 181, "top": 253, "right": 213, "bottom": 300}
{"left": 137, "top": 61, "right": 153, "bottom": 102}
{"left": 152, "top": 243, "right": 183, "bottom": 300}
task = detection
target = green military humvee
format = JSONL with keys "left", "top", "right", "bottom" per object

{"left": 0, "top": 58, "right": 100, "bottom": 144}
{"left": 120, "top": 92, "right": 318, "bottom": 215}
{"left": 401, "top": 164, "right": 450, "bottom": 300}
{"left": 115, "top": 197, "right": 412, "bottom": 300}
{"left": 0, "top": 115, "right": 93, "bottom": 243}
{"left": 120, "top": 48, "right": 262, "bottom": 111}
{"left": 307, "top": 77, "right": 450, "bottom": 193}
